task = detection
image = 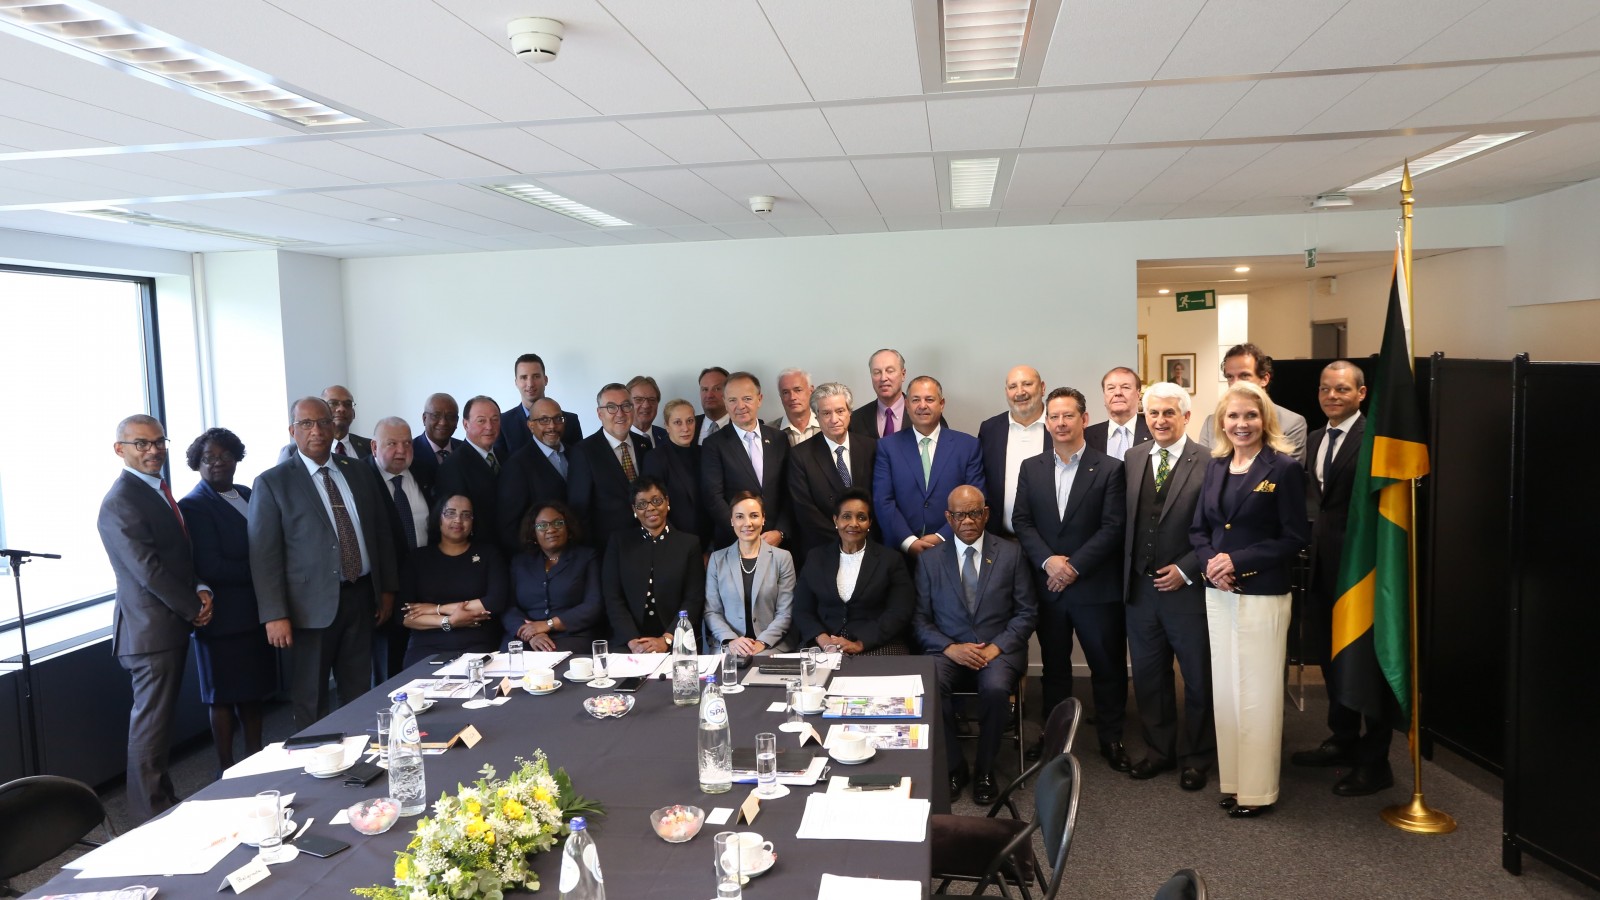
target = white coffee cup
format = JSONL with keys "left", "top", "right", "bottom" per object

{"left": 307, "top": 743, "right": 345, "bottom": 773}
{"left": 568, "top": 657, "right": 594, "bottom": 678}
{"left": 240, "top": 803, "right": 290, "bottom": 844}
{"left": 528, "top": 667, "right": 555, "bottom": 690}
{"left": 796, "top": 686, "right": 826, "bottom": 713}
{"left": 722, "top": 832, "right": 774, "bottom": 873}
{"left": 835, "top": 732, "right": 869, "bottom": 759}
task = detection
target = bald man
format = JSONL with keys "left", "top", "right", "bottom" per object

{"left": 978, "top": 365, "right": 1048, "bottom": 538}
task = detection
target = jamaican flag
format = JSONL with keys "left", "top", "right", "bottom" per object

{"left": 1328, "top": 249, "right": 1429, "bottom": 719}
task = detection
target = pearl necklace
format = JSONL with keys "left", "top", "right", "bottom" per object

{"left": 1228, "top": 450, "right": 1261, "bottom": 474}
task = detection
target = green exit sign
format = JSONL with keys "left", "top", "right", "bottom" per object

{"left": 1175, "top": 290, "right": 1215, "bottom": 312}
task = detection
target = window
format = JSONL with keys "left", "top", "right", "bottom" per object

{"left": 0, "top": 265, "right": 162, "bottom": 623}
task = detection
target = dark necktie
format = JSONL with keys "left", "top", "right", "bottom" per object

{"left": 835, "top": 445, "right": 852, "bottom": 488}
{"left": 319, "top": 466, "right": 361, "bottom": 582}
{"left": 486, "top": 450, "right": 500, "bottom": 475}
{"left": 437, "top": 444, "right": 450, "bottom": 464}
{"left": 882, "top": 408, "right": 896, "bottom": 437}
{"left": 159, "top": 480, "right": 188, "bottom": 538}
{"left": 1320, "top": 427, "right": 1342, "bottom": 487}
{"left": 334, "top": 441, "right": 348, "bottom": 458}
{"left": 618, "top": 442, "right": 636, "bottom": 480}
{"left": 961, "top": 546, "right": 979, "bottom": 615}
{"left": 391, "top": 475, "right": 418, "bottom": 549}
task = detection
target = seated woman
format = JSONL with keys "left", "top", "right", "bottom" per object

{"left": 705, "top": 492, "right": 796, "bottom": 657}
{"left": 399, "top": 494, "right": 508, "bottom": 667}
{"left": 503, "top": 502, "right": 604, "bottom": 654}
{"left": 640, "top": 398, "right": 708, "bottom": 543}
{"left": 793, "top": 489, "right": 914, "bottom": 655}
{"left": 604, "top": 475, "right": 706, "bottom": 653}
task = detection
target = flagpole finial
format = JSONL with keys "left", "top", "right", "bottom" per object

{"left": 1400, "top": 161, "right": 1414, "bottom": 218}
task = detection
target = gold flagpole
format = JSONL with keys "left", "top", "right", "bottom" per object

{"left": 1382, "top": 163, "right": 1456, "bottom": 834}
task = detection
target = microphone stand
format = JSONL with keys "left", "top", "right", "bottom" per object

{"left": 2, "top": 548, "right": 60, "bottom": 776}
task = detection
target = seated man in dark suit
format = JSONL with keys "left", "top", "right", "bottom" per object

{"left": 496, "top": 353, "right": 583, "bottom": 460}
{"left": 436, "top": 395, "right": 504, "bottom": 551}
{"left": 701, "top": 371, "right": 793, "bottom": 550}
{"left": 498, "top": 397, "right": 572, "bottom": 549}
{"left": 977, "top": 365, "right": 1048, "bottom": 540}
{"left": 873, "top": 375, "right": 986, "bottom": 559}
{"left": 569, "top": 383, "right": 653, "bottom": 550}
{"left": 789, "top": 381, "right": 877, "bottom": 555}
{"left": 370, "top": 416, "right": 433, "bottom": 681}
{"left": 914, "top": 485, "right": 1037, "bottom": 804}
{"left": 276, "top": 384, "right": 372, "bottom": 463}
{"left": 411, "top": 392, "right": 463, "bottom": 487}
{"left": 1084, "top": 366, "right": 1152, "bottom": 458}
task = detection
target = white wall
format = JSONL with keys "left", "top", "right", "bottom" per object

{"left": 1504, "top": 177, "right": 1600, "bottom": 307}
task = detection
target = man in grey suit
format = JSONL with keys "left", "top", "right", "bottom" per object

{"left": 1122, "top": 382, "right": 1214, "bottom": 791}
{"left": 277, "top": 384, "right": 373, "bottom": 463}
{"left": 97, "top": 414, "right": 213, "bottom": 822}
{"left": 250, "top": 397, "right": 398, "bottom": 729}
{"left": 1194, "top": 343, "right": 1308, "bottom": 463}
{"left": 914, "top": 485, "right": 1038, "bottom": 804}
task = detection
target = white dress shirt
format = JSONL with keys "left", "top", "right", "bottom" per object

{"left": 1052, "top": 445, "right": 1083, "bottom": 520}
{"left": 1001, "top": 414, "right": 1046, "bottom": 532}
{"left": 1104, "top": 415, "right": 1138, "bottom": 460}
{"left": 836, "top": 546, "right": 865, "bottom": 602}
{"left": 1316, "top": 409, "right": 1362, "bottom": 487}
{"left": 697, "top": 414, "right": 730, "bottom": 445}
{"left": 297, "top": 452, "right": 370, "bottom": 576}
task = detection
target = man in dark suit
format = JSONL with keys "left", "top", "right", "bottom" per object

{"left": 250, "top": 397, "right": 398, "bottom": 730}
{"left": 369, "top": 416, "right": 432, "bottom": 681}
{"left": 873, "top": 376, "right": 986, "bottom": 559}
{"left": 496, "top": 353, "right": 583, "bottom": 460}
{"left": 437, "top": 395, "right": 506, "bottom": 552}
{"left": 97, "top": 414, "right": 213, "bottom": 822}
{"left": 276, "top": 384, "right": 372, "bottom": 463}
{"left": 627, "top": 375, "right": 670, "bottom": 450}
{"left": 978, "top": 365, "right": 1048, "bottom": 539}
{"left": 789, "top": 382, "right": 877, "bottom": 554}
{"left": 693, "top": 366, "right": 730, "bottom": 444}
{"left": 1085, "top": 366, "right": 1152, "bottom": 457}
{"left": 1013, "top": 387, "right": 1130, "bottom": 771}
{"left": 569, "top": 383, "right": 653, "bottom": 549}
{"left": 1290, "top": 361, "right": 1394, "bottom": 796}
{"left": 702, "top": 371, "right": 793, "bottom": 549}
{"left": 498, "top": 397, "right": 572, "bottom": 549}
{"left": 851, "top": 347, "right": 909, "bottom": 440}
{"left": 410, "top": 392, "right": 463, "bottom": 487}
{"left": 913, "top": 485, "right": 1038, "bottom": 803}
{"left": 1122, "top": 383, "right": 1213, "bottom": 790}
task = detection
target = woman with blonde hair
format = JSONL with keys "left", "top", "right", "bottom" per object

{"left": 1189, "top": 381, "right": 1309, "bottom": 818}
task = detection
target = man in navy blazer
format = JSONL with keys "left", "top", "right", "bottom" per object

{"left": 701, "top": 371, "right": 793, "bottom": 550}
{"left": 498, "top": 397, "right": 572, "bottom": 549}
{"left": 873, "top": 376, "right": 986, "bottom": 559}
{"left": 437, "top": 395, "right": 506, "bottom": 552}
{"left": 789, "top": 382, "right": 877, "bottom": 554}
{"left": 1013, "top": 387, "right": 1130, "bottom": 771}
{"left": 98, "top": 414, "right": 213, "bottom": 822}
{"left": 569, "top": 383, "right": 653, "bottom": 550}
{"left": 496, "top": 353, "right": 583, "bottom": 460}
{"left": 1084, "top": 366, "right": 1152, "bottom": 457}
{"left": 978, "top": 365, "right": 1048, "bottom": 539}
{"left": 914, "top": 485, "right": 1037, "bottom": 802}
{"left": 410, "top": 392, "right": 464, "bottom": 487}
{"left": 627, "top": 375, "right": 671, "bottom": 450}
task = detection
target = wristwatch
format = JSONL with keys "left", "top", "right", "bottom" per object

{"left": 440, "top": 613, "right": 452, "bottom": 632}
{"left": 545, "top": 617, "right": 555, "bottom": 632}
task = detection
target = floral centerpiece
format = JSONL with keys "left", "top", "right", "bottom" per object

{"left": 354, "top": 751, "right": 604, "bottom": 900}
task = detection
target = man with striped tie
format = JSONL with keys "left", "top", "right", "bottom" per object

{"left": 569, "top": 383, "right": 653, "bottom": 550}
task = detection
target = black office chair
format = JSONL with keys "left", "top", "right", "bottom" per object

{"left": 951, "top": 671, "right": 1030, "bottom": 775}
{"left": 1154, "top": 867, "right": 1209, "bottom": 900}
{"left": 0, "top": 775, "right": 116, "bottom": 897}
{"left": 996, "top": 697, "right": 1079, "bottom": 818}
{"left": 930, "top": 752, "right": 1081, "bottom": 899}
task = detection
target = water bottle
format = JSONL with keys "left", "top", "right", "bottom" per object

{"left": 698, "top": 677, "right": 732, "bottom": 794}
{"left": 558, "top": 816, "right": 606, "bottom": 900}
{"left": 672, "top": 610, "right": 698, "bottom": 656}
{"left": 388, "top": 693, "right": 427, "bottom": 817}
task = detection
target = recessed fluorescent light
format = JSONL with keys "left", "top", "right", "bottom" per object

{"left": 1157, "top": 288, "right": 1170, "bottom": 294}
{"left": 949, "top": 158, "right": 1001, "bottom": 209}
{"left": 942, "top": 0, "right": 1035, "bottom": 83}
{"left": 62, "top": 207, "right": 306, "bottom": 245}
{"left": 0, "top": 1, "right": 367, "bottom": 127}
{"left": 366, "top": 216, "right": 403, "bottom": 223}
{"left": 1342, "top": 132, "right": 1532, "bottom": 192}
{"left": 1234, "top": 266, "right": 1250, "bottom": 273}
{"left": 483, "top": 183, "right": 631, "bottom": 228}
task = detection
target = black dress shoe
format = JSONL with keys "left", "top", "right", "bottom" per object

{"left": 1333, "top": 762, "right": 1395, "bottom": 797}
{"left": 1179, "top": 768, "right": 1207, "bottom": 791}
{"left": 1227, "top": 803, "right": 1274, "bottom": 818}
{"left": 1024, "top": 739, "right": 1043, "bottom": 763}
{"left": 972, "top": 772, "right": 999, "bottom": 805}
{"left": 1128, "top": 758, "right": 1174, "bottom": 780}
{"left": 1291, "top": 739, "right": 1357, "bottom": 767}
{"left": 1219, "top": 795, "right": 1237, "bottom": 810}
{"left": 949, "top": 764, "right": 970, "bottom": 799}
{"left": 1101, "top": 742, "right": 1132, "bottom": 772}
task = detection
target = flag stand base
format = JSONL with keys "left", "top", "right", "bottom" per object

{"left": 1382, "top": 794, "right": 1457, "bottom": 834}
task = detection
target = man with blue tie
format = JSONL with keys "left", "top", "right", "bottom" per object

{"left": 496, "top": 353, "right": 583, "bottom": 460}
{"left": 1013, "top": 387, "right": 1130, "bottom": 771}
{"left": 1084, "top": 367, "right": 1152, "bottom": 458}
{"left": 701, "top": 372, "right": 792, "bottom": 550}
{"left": 498, "top": 397, "right": 572, "bottom": 549}
{"left": 873, "top": 376, "right": 986, "bottom": 560}
{"left": 789, "top": 382, "right": 878, "bottom": 554}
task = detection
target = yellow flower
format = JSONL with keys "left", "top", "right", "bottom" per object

{"left": 533, "top": 787, "right": 551, "bottom": 805}
{"left": 485, "top": 830, "right": 495, "bottom": 845}
{"left": 395, "top": 855, "right": 410, "bottom": 882}
{"left": 464, "top": 799, "right": 482, "bottom": 816}
{"left": 502, "top": 799, "right": 525, "bottom": 820}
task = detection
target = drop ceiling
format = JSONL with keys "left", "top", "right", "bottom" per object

{"left": 1, "top": 0, "right": 1598, "bottom": 258}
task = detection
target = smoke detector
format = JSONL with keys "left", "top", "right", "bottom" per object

{"left": 749, "top": 195, "right": 776, "bottom": 214}
{"left": 508, "top": 18, "right": 564, "bottom": 62}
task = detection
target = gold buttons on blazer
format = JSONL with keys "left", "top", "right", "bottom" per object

{"left": 1224, "top": 523, "right": 1232, "bottom": 530}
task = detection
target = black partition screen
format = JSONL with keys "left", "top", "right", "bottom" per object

{"left": 1503, "top": 356, "right": 1600, "bottom": 888}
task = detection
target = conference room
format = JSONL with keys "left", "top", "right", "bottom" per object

{"left": 2, "top": 1, "right": 1599, "bottom": 897}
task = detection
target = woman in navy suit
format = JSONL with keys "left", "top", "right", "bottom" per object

{"left": 1190, "top": 382, "right": 1310, "bottom": 818}
{"left": 793, "top": 489, "right": 914, "bottom": 655}
{"left": 503, "top": 501, "right": 605, "bottom": 654}
{"left": 179, "top": 428, "right": 275, "bottom": 772}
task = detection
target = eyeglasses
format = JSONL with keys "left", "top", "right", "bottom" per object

{"left": 599, "top": 402, "right": 635, "bottom": 415}
{"left": 632, "top": 496, "right": 667, "bottom": 511}
{"left": 533, "top": 519, "right": 567, "bottom": 532}
{"left": 441, "top": 509, "right": 475, "bottom": 520}
{"left": 530, "top": 415, "right": 563, "bottom": 427}
{"left": 326, "top": 399, "right": 356, "bottom": 409}
{"left": 199, "top": 454, "right": 234, "bottom": 465}
{"left": 947, "top": 509, "right": 986, "bottom": 522}
{"left": 422, "top": 412, "right": 459, "bottom": 422}
{"left": 116, "top": 438, "right": 168, "bottom": 452}
{"left": 293, "top": 418, "right": 334, "bottom": 431}
{"left": 630, "top": 395, "right": 660, "bottom": 405}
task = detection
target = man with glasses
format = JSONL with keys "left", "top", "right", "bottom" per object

{"left": 437, "top": 395, "right": 506, "bottom": 551}
{"left": 497, "top": 397, "right": 572, "bottom": 549}
{"left": 410, "top": 392, "right": 463, "bottom": 487}
{"left": 249, "top": 397, "right": 398, "bottom": 729}
{"left": 569, "top": 383, "right": 652, "bottom": 549}
{"left": 913, "top": 485, "right": 1037, "bottom": 803}
{"left": 702, "top": 371, "right": 792, "bottom": 550}
{"left": 275, "top": 385, "right": 371, "bottom": 463}
{"left": 496, "top": 353, "right": 584, "bottom": 460}
{"left": 628, "top": 375, "right": 668, "bottom": 449}
{"left": 98, "top": 414, "right": 213, "bottom": 822}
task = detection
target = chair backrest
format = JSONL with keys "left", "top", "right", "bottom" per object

{"left": 0, "top": 776, "right": 109, "bottom": 881}
{"left": 1032, "top": 752, "right": 1082, "bottom": 900}
{"left": 1040, "top": 696, "right": 1082, "bottom": 758}
{"left": 1154, "top": 867, "right": 1208, "bottom": 900}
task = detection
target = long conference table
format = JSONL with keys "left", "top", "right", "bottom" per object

{"left": 29, "top": 655, "right": 946, "bottom": 899}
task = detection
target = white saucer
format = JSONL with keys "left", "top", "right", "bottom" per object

{"left": 242, "top": 819, "right": 295, "bottom": 847}
{"left": 564, "top": 671, "right": 594, "bottom": 683}
{"left": 793, "top": 706, "right": 825, "bottom": 716}
{"left": 521, "top": 680, "right": 563, "bottom": 695}
{"left": 258, "top": 845, "right": 300, "bottom": 865}
{"left": 306, "top": 761, "right": 354, "bottom": 779}
{"left": 720, "top": 683, "right": 744, "bottom": 694}
{"left": 587, "top": 677, "right": 616, "bottom": 689}
{"left": 829, "top": 747, "right": 876, "bottom": 765}
{"left": 751, "top": 784, "right": 791, "bottom": 800}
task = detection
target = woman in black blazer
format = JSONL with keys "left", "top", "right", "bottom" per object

{"left": 1190, "top": 381, "right": 1310, "bottom": 819}
{"left": 793, "top": 489, "right": 915, "bottom": 655}
{"left": 503, "top": 501, "right": 605, "bottom": 654}
{"left": 603, "top": 475, "right": 706, "bottom": 653}
{"left": 641, "top": 399, "right": 709, "bottom": 544}
{"left": 178, "top": 428, "right": 275, "bottom": 771}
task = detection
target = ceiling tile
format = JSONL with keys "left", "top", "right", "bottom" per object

{"left": 256, "top": 141, "right": 435, "bottom": 184}
{"left": 825, "top": 216, "right": 887, "bottom": 234}
{"left": 1402, "top": 0, "right": 1600, "bottom": 63}
{"left": 995, "top": 208, "right": 1056, "bottom": 227}
{"left": 525, "top": 121, "right": 677, "bottom": 168}
{"left": 884, "top": 214, "right": 942, "bottom": 232}
{"left": 1003, "top": 150, "right": 1102, "bottom": 207}
{"left": 689, "top": 163, "right": 807, "bottom": 211}
{"left": 1275, "top": 0, "right": 1472, "bottom": 70}
{"left": 395, "top": 182, "right": 603, "bottom": 232}
{"left": 1107, "top": 203, "right": 1177, "bottom": 221}
{"left": 1113, "top": 82, "right": 1255, "bottom": 144}
{"left": 338, "top": 135, "right": 514, "bottom": 180}
{"left": 851, "top": 157, "right": 938, "bottom": 216}
{"left": 717, "top": 221, "right": 783, "bottom": 239}
{"left": 759, "top": 0, "right": 922, "bottom": 101}
{"left": 1156, "top": 0, "right": 1346, "bottom": 79}
{"left": 822, "top": 103, "right": 932, "bottom": 155}
{"left": 1499, "top": 69, "right": 1600, "bottom": 120}
{"left": 620, "top": 117, "right": 760, "bottom": 164}
{"left": 720, "top": 109, "right": 845, "bottom": 159}
{"left": 1051, "top": 205, "right": 1116, "bottom": 224}
{"left": 1128, "top": 145, "right": 1276, "bottom": 204}
{"left": 1020, "top": 89, "right": 1142, "bottom": 148}
{"left": 434, "top": 128, "right": 595, "bottom": 175}
{"left": 187, "top": 147, "right": 358, "bottom": 190}
{"left": 926, "top": 95, "right": 1033, "bottom": 152}
{"left": 614, "top": 169, "right": 758, "bottom": 222}
{"left": 0, "top": 115, "right": 113, "bottom": 154}
{"left": 941, "top": 211, "right": 999, "bottom": 229}
{"left": 770, "top": 218, "right": 837, "bottom": 237}
{"left": 1401, "top": 58, "right": 1600, "bottom": 129}
{"left": 1038, "top": 0, "right": 1206, "bottom": 85}
{"left": 601, "top": 0, "right": 812, "bottom": 107}
{"left": 1204, "top": 74, "right": 1369, "bottom": 139}
{"left": 1297, "top": 66, "right": 1491, "bottom": 134}
{"left": 660, "top": 224, "right": 730, "bottom": 242}
{"left": 331, "top": 187, "right": 533, "bottom": 236}
{"left": 536, "top": 172, "right": 702, "bottom": 226}
{"left": 1067, "top": 148, "right": 1186, "bottom": 205}
{"left": 767, "top": 160, "right": 877, "bottom": 216}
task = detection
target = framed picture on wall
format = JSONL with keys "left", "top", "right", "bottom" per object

{"left": 1162, "top": 353, "right": 1197, "bottom": 394}
{"left": 1136, "top": 334, "right": 1148, "bottom": 384}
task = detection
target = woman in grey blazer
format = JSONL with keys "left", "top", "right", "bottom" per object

{"left": 705, "top": 492, "right": 796, "bottom": 656}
